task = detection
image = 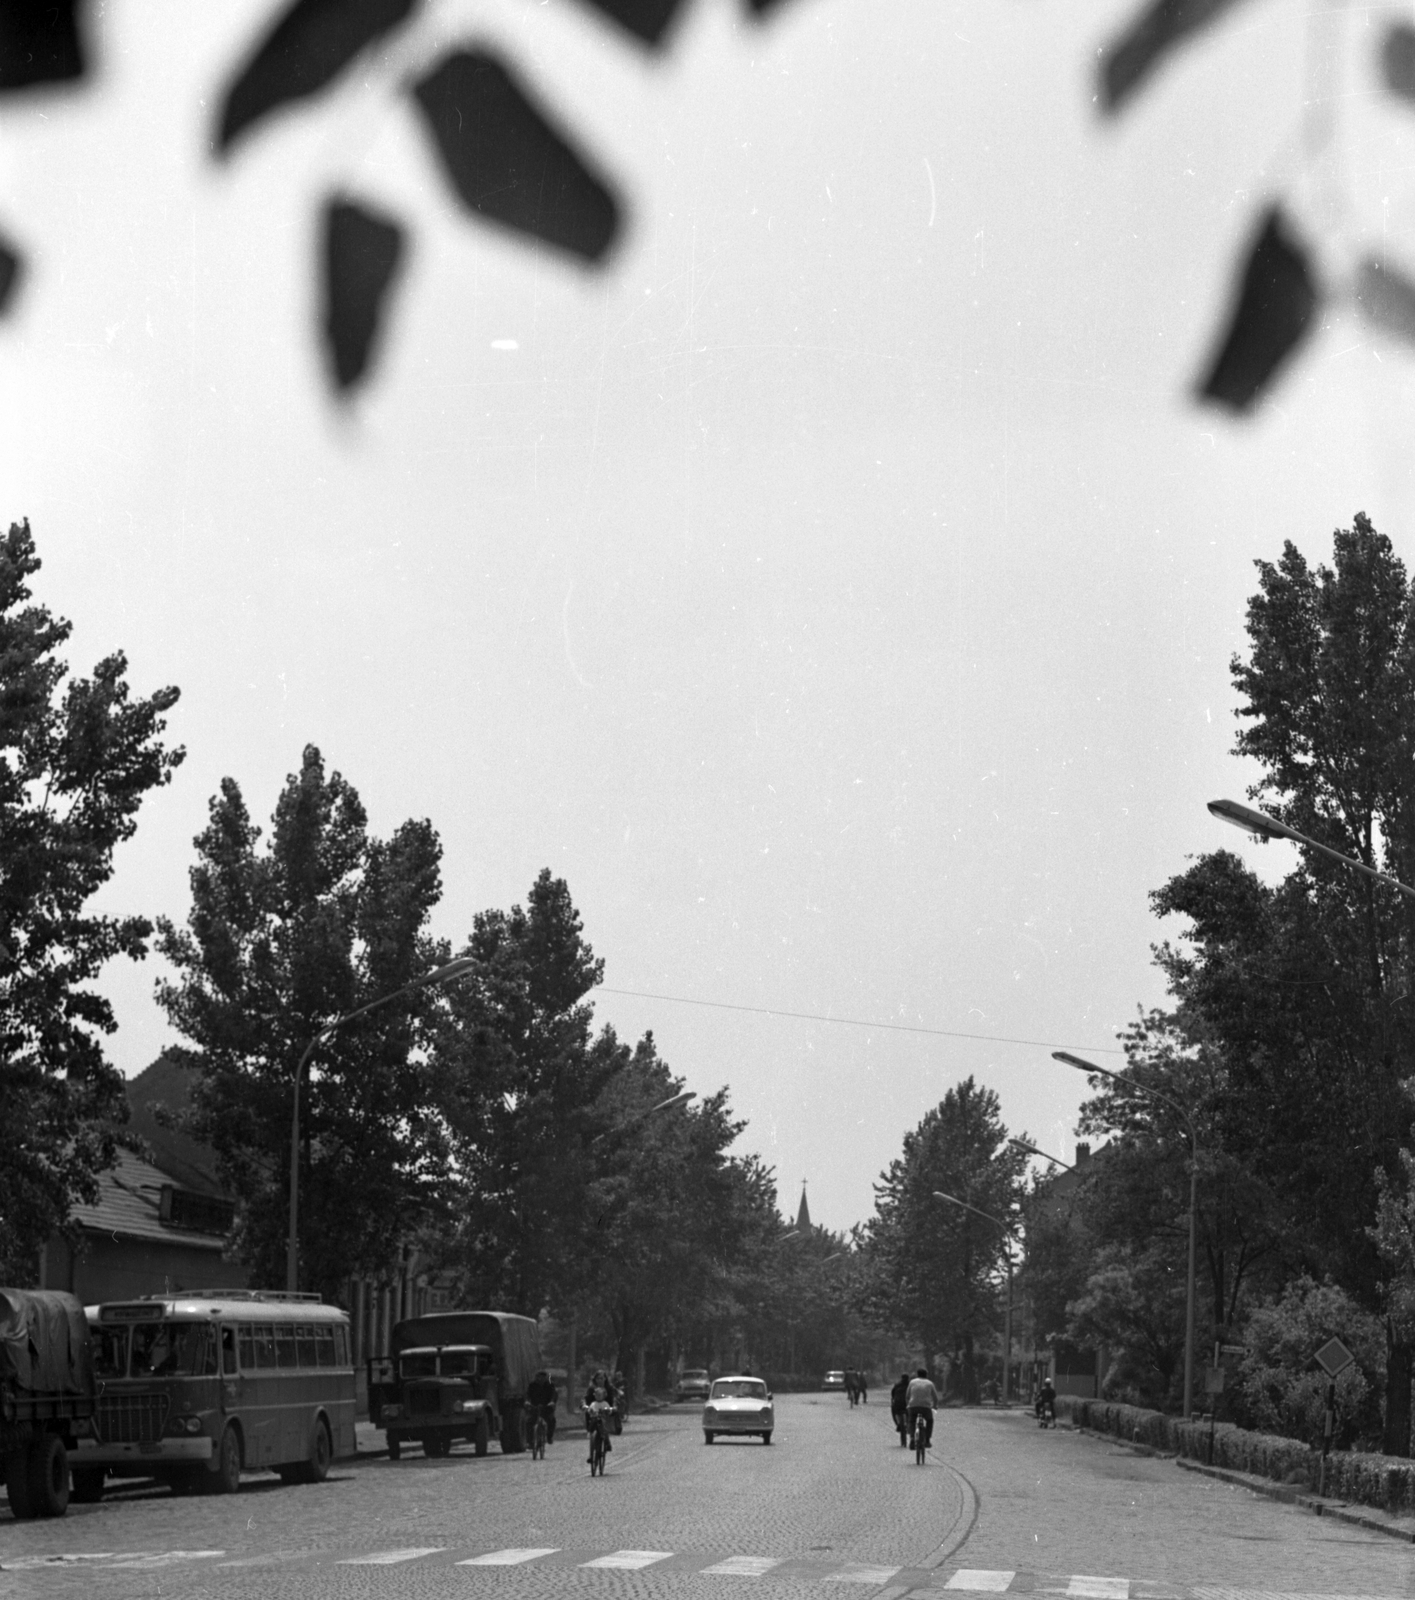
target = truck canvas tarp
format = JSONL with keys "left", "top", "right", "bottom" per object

{"left": 391, "top": 1312, "right": 539, "bottom": 1396}
{"left": 0, "top": 1288, "right": 93, "bottom": 1398}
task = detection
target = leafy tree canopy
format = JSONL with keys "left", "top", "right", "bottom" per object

{"left": 157, "top": 744, "right": 447, "bottom": 1297}
{"left": 0, "top": 519, "right": 183, "bottom": 1282}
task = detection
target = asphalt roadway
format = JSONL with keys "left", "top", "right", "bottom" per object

{"left": 0, "top": 1396, "right": 1410, "bottom": 1600}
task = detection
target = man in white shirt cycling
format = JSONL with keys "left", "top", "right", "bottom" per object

{"left": 905, "top": 1367, "right": 938, "bottom": 1449}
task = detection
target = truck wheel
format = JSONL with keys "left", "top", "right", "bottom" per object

{"left": 499, "top": 1401, "right": 526, "bottom": 1454}
{"left": 473, "top": 1415, "right": 489, "bottom": 1457}
{"left": 71, "top": 1466, "right": 105, "bottom": 1504}
{"left": 206, "top": 1425, "right": 242, "bottom": 1495}
{"left": 5, "top": 1448, "right": 36, "bottom": 1519}
{"left": 28, "top": 1436, "right": 70, "bottom": 1518}
{"left": 387, "top": 1434, "right": 402, "bottom": 1461}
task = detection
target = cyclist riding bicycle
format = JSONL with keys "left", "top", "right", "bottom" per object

{"left": 527, "top": 1368, "right": 558, "bottom": 1444}
{"left": 582, "top": 1369, "right": 618, "bottom": 1463}
{"left": 905, "top": 1367, "right": 938, "bottom": 1450}
{"left": 1035, "top": 1378, "right": 1057, "bottom": 1423}
{"left": 889, "top": 1372, "right": 910, "bottom": 1443}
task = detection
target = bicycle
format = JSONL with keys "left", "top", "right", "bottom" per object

{"left": 530, "top": 1405, "right": 549, "bottom": 1460}
{"left": 911, "top": 1410, "right": 929, "bottom": 1466}
{"left": 585, "top": 1401, "right": 612, "bottom": 1477}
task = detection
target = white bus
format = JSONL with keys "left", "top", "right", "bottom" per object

{"left": 72, "top": 1290, "right": 355, "bottom": 1499}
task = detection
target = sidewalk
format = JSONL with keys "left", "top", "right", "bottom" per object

{"left": 353, "top": 1420, "right": 387, "bottom": 1460}
{"left": 1070, "top": 1422, "right": 1415, "bottom": 1545}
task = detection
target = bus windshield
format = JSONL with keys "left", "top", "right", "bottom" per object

{"left": 93, "top": 1325, "right": 128, "bottom": 1380}
{"left": 128, "top": 1320, "right": 217, "bottom": 1379}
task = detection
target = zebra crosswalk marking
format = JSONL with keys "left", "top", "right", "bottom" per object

{"left": 1068, "top": 1580, "right": 1130, "bottom": 1600}
{"left": 701, "top": 1556, "right": 784, "bottom": 1576}
{"left": 946, "top": 1572, "right": 1016, "bottom": 1592}
{"left": 827, "top": 1564, "right": 903, "bottom": 1584}
{"left": 339, "top": 1548, "right": 446, "bottom": 1565}
{"left": 580, "top": 1552, "right": 674, "bottom": 1570}
{"left": 457, "top": 1549, "right": 560, "bottom": 1566}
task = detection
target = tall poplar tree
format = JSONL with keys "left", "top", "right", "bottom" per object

{"left": 156, "top": 746, "right": 447, "bottom": 1296}
{"left": 859, "top": 1078, "right": 1025, "bottom": 1400}
{"left": 1153, "top": 513, "right": 1415, "bottom": 1452}
{"left": 0, "top": 519, "right": 183, "bottom": 1282}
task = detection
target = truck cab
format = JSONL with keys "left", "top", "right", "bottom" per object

{"left": 368, "top": 1343, "right": 498, "bottom": 1459}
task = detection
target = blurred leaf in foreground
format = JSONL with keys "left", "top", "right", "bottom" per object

{"left": 1356, "top": 257, "right": 1415, "bottom": 344}
{"left": 217, "top": 0, "right": 418, "bottom": 156}
{"left": 413, "top": 50, "right": 620, "bottom": 263}
{"left": 1197, "top": 206, "right": 1318, "bottom": 414}
{"left": 1382, "top": 23, "right": 1415, "bottom": 103}
{"left": 571, "top": 0, "right": 688, "bottom": 46}
{"left": 322, "top": 196, "right": 407, "bottom": 393}
{"left": 0, "top": 0, "right": 84, "bottom": 91}
{"left": 1099, "top": 0, "right": 1250, "bottom": 115}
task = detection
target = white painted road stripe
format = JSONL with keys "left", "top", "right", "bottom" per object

{"left": 827, "top": 1565, "right": 903, "bottom": 1584}
{"left": 702, "top": 1557, "right": 784, "bottom": 1576}
{"left": 339, "top": 1548, "right": 446, "bottom": 1566}
{"left": 581, "top": 1551, "right": 674, "bottom": 1570}
{"left": 1068, "top": 1581, "right": 1129, "bottom": 1600}
{"left": 458, "top": 1549, "right": 561, "bottom": 1567}
{"left": 946, "top": 1573, "right": 1016, "bottom": 1593}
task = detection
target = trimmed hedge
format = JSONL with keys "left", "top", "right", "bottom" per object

{"left": 1056, "top": 1395, "right": 1415, "bottom": 1516}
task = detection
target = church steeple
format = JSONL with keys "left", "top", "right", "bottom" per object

{"left": 795, "top": 1182, "right": 812, "bottom": 1233}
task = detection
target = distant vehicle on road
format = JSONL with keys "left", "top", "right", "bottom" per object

{"left": 2, "top": 1287, "right": 96, "bottom": 1519}
{"left": 74, "top": 1290, "right": 354, "bottom": 1501}
{"left": 821, "top": 1370, "right": 846, "bottom": 1391}
{"left": 703, "top": 1376, "right": 774, "bottom": 1445}
{"left": 675, "top": 1369, "right": 711, "bottom": 1402}
{"left": 368, "top": 1310, "right": 540, "bottom": 1459}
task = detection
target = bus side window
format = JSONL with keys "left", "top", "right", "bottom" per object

{"left": 334, "top": 1325, "right": 350, "bottom": 1367}
{"left": 256, "top": 1325, "right": 277, "bottom": 1368}
{"left": 275, "top": 1325, "right": 297, "bottom": 1368}
{"left": 221, "top": 1326, "right": 237, "bottom": 1375}
{"left": 316, "top": 1328, "right": 336, "bottom": 1367}
{"left": 296, "top": 1324, "right": 318, "bottom": 1368}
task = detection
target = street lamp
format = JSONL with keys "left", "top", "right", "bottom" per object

{"left": 1207, "top": 798, "right": 1415, "bottom": 901}
{"left": 286, "top": 955, "right": 478, "bottom": 1293}
{"left": 1007, "top": 1137, "right": 1074, "bottom": 1172}
{"left": 933, "top": 1189, "right": 1018, "bottom": 1405}
{"left": 589, "top": 1088, "right": 697, "bottom": 1144}
{"left": 1053, "top": 1049, "right": 1200, "bottom": 1420}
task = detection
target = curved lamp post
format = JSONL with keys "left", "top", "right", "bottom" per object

{"left": 286, "top": 955, "right": 479, "bottom": 1293}
{"left": 1007, "top": 1137, "right": 1074, "bottom": 1173}
{"left": 933, "top": 1189, "right": 1018, "bottom": 1405}
{"left": 1053, "top": 1049, "right": 1200, "bottom": 1419}
{"left": 1208, "top": 798, "right": 1415, "bottom": 901}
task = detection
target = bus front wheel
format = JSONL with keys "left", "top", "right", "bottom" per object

{"left": 207, "top": 1426, "right": 241, "bottom": 1495}
{"left": 300, "top": 1419, "right": 332, "bottom": 1483}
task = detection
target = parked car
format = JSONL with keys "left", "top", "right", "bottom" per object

{"left": 675, "top": 1368, "right": 711, "bottom": 1402}
{"left": 821, "top": 1370, "right": 846, "bottom": 1391}
{"left": 702, "top": 1376, "right": 774, "bottom": 1444}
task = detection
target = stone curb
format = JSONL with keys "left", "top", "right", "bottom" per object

{"left": 1070, "top": 1421, "right": 1415, "bottom": 1544}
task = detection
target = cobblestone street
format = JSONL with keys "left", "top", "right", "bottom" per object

{"left": 2, "top": 1399, "right": 1410, "bottom": 1600}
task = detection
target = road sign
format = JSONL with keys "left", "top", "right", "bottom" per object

{"left": 1219, "top": 1344, "right": 1246, "bottom": 1356}
{"left": 1204, "top": 1366, "right": 1226, "bottom": 1393}
{"left": 1313, "top": 1337, "right": 1355, "bottom": 1378}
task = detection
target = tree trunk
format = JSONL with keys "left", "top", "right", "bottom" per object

{"left": 1383, "top": 1327, "right": 1412, "bottom": 1458}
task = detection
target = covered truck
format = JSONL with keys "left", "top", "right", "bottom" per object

{"left": 367, "top": 1310, "right": 539, "bottom": 1459}
{"left": 1, "top": 1288, "right": 96, "bottom": 1518}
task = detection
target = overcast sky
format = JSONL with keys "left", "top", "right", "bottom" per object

{"left": 4, "top": 0, "right": 1414, "bottom": 1233}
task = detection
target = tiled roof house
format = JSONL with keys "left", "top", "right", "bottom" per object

{"left": 38, "top": 1053, "right": 249, "bottom": 1305}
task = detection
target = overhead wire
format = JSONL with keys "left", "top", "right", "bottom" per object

{"left": 592, "top": 985, "right": 1126, "bottom": 1055}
